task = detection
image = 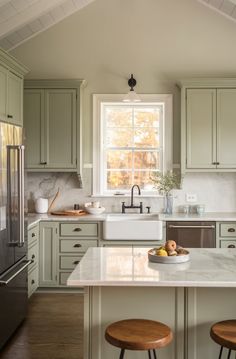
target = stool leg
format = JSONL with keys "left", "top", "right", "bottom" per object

{"left": 119, "top": 349, "right": 125, "bottom": 359}
{"left": 153, "top": 349, "right": 157, "bottom": 359}
{"left": 148, "top": 350, "right": 152, "bottom": 359}
{"left": 227, "top": 349, "right": 231, "bottom": 359}
{"left": 218, "top": 346, "right": 223, "bottom": 359}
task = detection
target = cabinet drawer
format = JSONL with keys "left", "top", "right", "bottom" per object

{"left": 28, "top": 225, "right": 39, "bottom": 246}
{"left": 28, "top": 266, "right": 39, "bottom": 297}
{"left": 28, "top": 243, "right": 38, "bottom": 271}
{"left": 59, "top": 272, "right": 71, "bottom": 286}
{"left": 60, "top": 255, "right": 82, "bottom": 270}
{"left": 220, "top": 223, "right": 236, "bottom": 237}
{"left": 60, "top": 239, "right": 97, "bottom": 253}
{"left": 60, "top": 223, "right": 98, "bottom": 237}
{"left": 220, "top": 240, "right": 236, "bottom": 248}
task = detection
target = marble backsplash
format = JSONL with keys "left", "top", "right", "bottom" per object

{"left": 26, "top": 170, "right": 236, "bottom": 213}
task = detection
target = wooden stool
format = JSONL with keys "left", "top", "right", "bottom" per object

{"left": 105, "top": 319, "right": 173, "bottom": 358}
{"left": 210, "top": 320, "right": 236, "bottom": 359}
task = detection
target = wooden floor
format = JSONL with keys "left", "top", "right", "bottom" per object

{"left": 0, "top": 293, "right": 84, "bottom": 359}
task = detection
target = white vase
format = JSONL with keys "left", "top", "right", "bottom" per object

{"left": 35, "top": 198, "right": 48, "bottom": 213}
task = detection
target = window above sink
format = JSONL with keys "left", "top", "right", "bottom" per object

{"left": 93, "top": 94, "right": 173, "bottom": 197}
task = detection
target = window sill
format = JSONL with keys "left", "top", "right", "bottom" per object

{"left": 91, "top": 194, "right": 164, "bottom": 198}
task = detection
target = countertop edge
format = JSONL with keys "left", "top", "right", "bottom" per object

{"left": 27, "top": 212, "right": 236, "bottom": 229}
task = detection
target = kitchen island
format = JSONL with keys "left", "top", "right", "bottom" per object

{"left": 67, "top": 247, "right": 236, "bottom": 359}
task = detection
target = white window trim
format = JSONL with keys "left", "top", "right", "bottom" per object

{"left": 93, "top": 94, "right": 173, "bottom": 197}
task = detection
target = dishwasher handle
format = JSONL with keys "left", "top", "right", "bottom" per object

{"left": 168, "top": 225, "right": 215, "bottom": 229}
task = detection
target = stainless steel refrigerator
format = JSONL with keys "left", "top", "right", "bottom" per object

{"left": 0, "top": 121, "right": 31, "bottom": 349}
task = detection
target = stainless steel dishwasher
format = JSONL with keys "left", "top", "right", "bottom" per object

{"left": 166, "top": 221, "right": 216, "bottom": 248}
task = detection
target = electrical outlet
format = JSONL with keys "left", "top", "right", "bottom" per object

{"left": 186, "top": 193, "right": 198, "bottom": 203}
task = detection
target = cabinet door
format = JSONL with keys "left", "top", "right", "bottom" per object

{"left": 7, "top": 71, "right": 23, "bottom": 126}
{"left": 24, "top": 89, "right": 45, "bottom": 169}
{"left": 217, "top": 89, "right": 236, "bottom": 168}
{"left": 45, "top": 89, "right": 76, "bottom": 169}
{"left": 39, "top": 222, "right": 58, "bottom": 287}
{"left": 0, "top": 65, "right": 7, "bottom": 122}
{"left": 186, "top": 89, "right": 216, "bottom": 169}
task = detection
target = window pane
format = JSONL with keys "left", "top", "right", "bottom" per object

{"left": 133, "top": 151, "right": 159, "bottom": 169}
{"left": 105, "top": 107, "right": 132, "bottom": 127}
{"left": 107, "top": 128, "right": 133, "bottom": 147}
{"left": 107, "top": 171, "right": 132, "bottom": 190}
{"left": 107, "top": 150, "right": 132, "bottom": 169}
{"left": 134, "top": 128, "right": 159, "bottom": 147}
{"left": 134, "top": 108, "right": 160, "bottom": 127}
{"left": 134, "top": 171, "right": 157, "bottom": 190}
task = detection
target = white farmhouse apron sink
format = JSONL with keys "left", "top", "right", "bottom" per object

{"left": 103, "top": 214, "right": 163, "bottom": 240}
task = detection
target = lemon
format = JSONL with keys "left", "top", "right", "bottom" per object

{"left": 156, "top": 249, "right": 168, "bottom": 256}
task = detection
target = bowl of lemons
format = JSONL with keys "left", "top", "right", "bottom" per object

{"left": 148, "top": 240, "right": 190, "bottom": 264}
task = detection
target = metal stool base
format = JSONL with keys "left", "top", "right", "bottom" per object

{"left": 218, "top": 346, "right": 232, "bottom": 359}
{"left": 119, "top": 348, "right": 157, "bottom": 358}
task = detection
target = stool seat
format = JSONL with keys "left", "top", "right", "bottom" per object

{"left": 210, "top": 320, "right": 236, "bottom": 351}
{"left": 105, "top": 319, "right": 173, "bottom": 351}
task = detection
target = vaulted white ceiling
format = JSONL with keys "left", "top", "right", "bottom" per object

{"left": 0, "top": 0, "right": 236, "bottom": 51}
{"left": 198, "top": 0, "right": 236, "bottom": 20}
{"left": 0, "top": 0, "right": 95, "bottom": 50}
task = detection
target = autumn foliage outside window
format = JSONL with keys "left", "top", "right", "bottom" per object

{"left": 102, "top": 104, "right": 164, "bottom": 192}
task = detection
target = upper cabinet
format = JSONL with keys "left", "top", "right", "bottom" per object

{"left": 24, "top": 80, "right": 84, "bottom": 172}
{"left": 0, "top": 48, "right": 28, "bottom": 126}
{"left": 179, "top": 79, "right": 236, "bottom": 173}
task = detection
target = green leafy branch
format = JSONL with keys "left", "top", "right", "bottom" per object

{"left": 150, "top": 170, "right": 182, "bottom": 195}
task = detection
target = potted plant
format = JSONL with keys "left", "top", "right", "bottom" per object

{"left": 151, "top": 170, "right": 182, "bottom": 214}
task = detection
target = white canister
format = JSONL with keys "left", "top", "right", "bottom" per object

{"left": 35, "top": 198, "right": 48, "bottom": 213}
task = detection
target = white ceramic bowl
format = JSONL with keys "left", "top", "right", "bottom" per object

{"left": 86, "top": 206, "right": 105, "bottom": 215}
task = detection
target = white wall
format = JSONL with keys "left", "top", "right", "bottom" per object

{"left": 11, "top": 0, "right": 236, "bottom": 212}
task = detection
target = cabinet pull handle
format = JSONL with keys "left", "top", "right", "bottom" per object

{"left": 73, "top": 228, "right": 82, "bottom": 232}
{"left": 228, "top": 244, "right": 236, "bottom": 248}
{"left": 40, "top": 161, "right": 47, "bottom": 165}
{"left": 73, "top": 260, "right": 80, "bottom": 265}
{"left": 228, "top": 228, "right": 235, "bottom": 233}
{"left": 212, "top": 162, "right": 216, "bottom": 165}
{"left": 31, "top": 279, "right": 35, "bottom": 284}
{"left": 216, "top": 162, "right": 220, "bottom": 165}
{"left": 73, "top": 243, "right": 82, "bottom": 248}
{"left": 31, "top": 254, "right": 35, "bottom": 260}
{"left": 31, "top": 233, "right": 36, "bottom": 237}
{"left": 7, "top": 114, "right": 13, "bottom": 119}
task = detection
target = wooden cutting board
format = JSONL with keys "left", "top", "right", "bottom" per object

{"left": 50, "top": 210, "right": 88, "bottom": 216}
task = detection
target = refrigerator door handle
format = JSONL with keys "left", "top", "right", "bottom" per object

{"left": 17, "top": 145, "right": 25, "bottom": 247}
{"left": 7, "top": 145, "right": 25, "bottom": 247}
{"left": 0, "top": 260, "right": 32, "bottom": 286}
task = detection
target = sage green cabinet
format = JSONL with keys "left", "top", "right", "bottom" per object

{"left": 24, "top": 80, "right": 83, "bottom": 171}
{"left": 216, "top": 222, "right": 236, "bottom": 248}
{"left": 186, "top": 89, "right": 216, "bottom": 169}
{"left": 180, "top": 79, "right": 236, "bottom": 173}
{"left": 28, "top": 224, "right": 39, "bottom": 297}
{"left": 7, "top": 71, "right": 23, "bottom": 126}
{"left": 38, "top": 220, "right": 100, "bottom": 288}
{"left": 24, "top": 90, "right": 44, "bottom": 168}
{"left": 217, "top": 89, "right": 236, "bottom": 169}
{"left": 0, "top": 47, "right": 28, "bottom": 126}
{"left": 0, "top": 65, "right": 7, "bottom": 122}
{"left": 39, "top": 222, "right": 59, "bottom": 287}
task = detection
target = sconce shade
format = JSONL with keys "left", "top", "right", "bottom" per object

{"left": 123, "top": 74, "right": 141, "bottom": 102}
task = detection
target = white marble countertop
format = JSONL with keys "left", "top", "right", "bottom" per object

{"left": 27, "top": 212, "right": 236, "bottom": 229}
{"left": 27, "top": 213, "right": 107, "bottom": 229}
{"left": 67, "top": 247, "right": 236, "bottom": 287}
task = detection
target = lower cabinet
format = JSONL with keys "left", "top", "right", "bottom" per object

{"left": 216, "top": 222, "right": 236, "bottom": 248}
{"left": 39, "top": 222, "right": 59, "bottom": 287}
{"left": 28, "top": 224, "right": 39, "bottom": 297}
{"left": 39, "top": 221, "right": 100, "bottom": 288}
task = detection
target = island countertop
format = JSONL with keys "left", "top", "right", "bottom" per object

{"left": 67, "top": 247, "right": 236, "bottom": 287}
